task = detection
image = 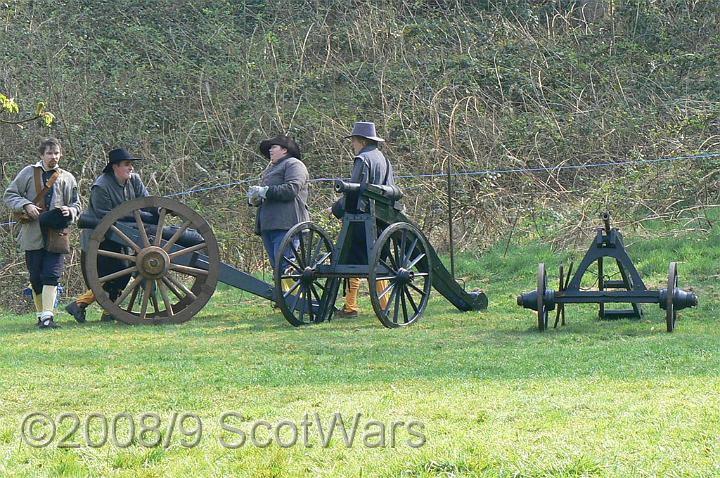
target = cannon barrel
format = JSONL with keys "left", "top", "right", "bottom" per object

{"left": 334, "top": 180, "right": 404, "bottom": 202}
{"left": 78, "top": 212, "right": 204, "bottom": 247}
{"left": 602, "top": 212, "right": 611, "bottom": 235}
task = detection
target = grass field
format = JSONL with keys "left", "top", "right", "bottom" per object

{"left": 1, "top": 220, "right": 719, "bottom": 477}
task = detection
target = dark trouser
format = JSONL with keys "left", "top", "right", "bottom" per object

{"left": 261, "top": 229, "right": 298, "bottom": 271}
{"left": 81, "top": 240, "right": 130, "bottom": 301}
{"left": 25, "top": 249, "right": 65, "bottom": 295}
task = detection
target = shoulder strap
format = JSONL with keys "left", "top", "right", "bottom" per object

{"left": 33, "top": 168, "right": 61, "bottom": 210}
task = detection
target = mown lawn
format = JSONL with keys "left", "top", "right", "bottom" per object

{"left": 0, "top": 222, "right": 718, "bottom": 477}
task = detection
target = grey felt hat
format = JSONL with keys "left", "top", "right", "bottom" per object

{"left": 345, "top": 122, "right": 384, "bottom": 142}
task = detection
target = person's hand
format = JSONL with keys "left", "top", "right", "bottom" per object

{"left": 327, "top": 207, "right": 335, "bottom": 219}
{"left": 58, "top": 206, "right": 71, "bottom": 217}
{"left": 23, "top": 203, "right": 42, "bottom": 220}
{"left": 247, "top": 186, "right": 262, "bottom": 206}
{"left": 256, "top": 186, "right": 269, "bottom": 199}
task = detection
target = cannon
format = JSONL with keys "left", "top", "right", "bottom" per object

{"left": 80, "top": 184, "right": 487, "bottom": 327}
{"left": 516, "top": 213, "right": 698, "bottom": 332}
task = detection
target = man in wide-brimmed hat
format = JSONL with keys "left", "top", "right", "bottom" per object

{"left": 248, "top": 135, "right": 309, "bottom": 279}
{"left": 330, "top": 121, "right": 396, "bottom": 318}
{"left": 65, "top": 148, "right": 150, "bottom": 323}
{"left": 3, "top": 137, "right": 81, "bottom": 328}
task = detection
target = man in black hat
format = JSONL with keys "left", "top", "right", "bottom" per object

{"left": 330, "top": 122, "right": 396, "bottom": 317}
{"left": 3, "top": 137, "right": 81, "bottom": 328}
{"left": 65, "top": 148, "right": 150, "bottom": 323}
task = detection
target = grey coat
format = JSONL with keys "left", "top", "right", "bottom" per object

{"left": 3, "top": 161, "right": 81, "bottom": 251}
{"left": 80, "top": 172, "right": 149, "bottom": 250}
{"left": 256, "top": 156, "right": 310, "bottom": 233}
{"left": 332, "top": 145, "right": 395, "bottom": 217}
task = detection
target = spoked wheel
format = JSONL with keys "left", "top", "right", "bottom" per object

{"left": 537, "top": 263, "right": 549, "bottom": 331}
{"left": 368, "top": 222, "right": 432, "bottom": 328}
{"left": 666, "top": 262, "right": 678, "bottom": 333}
{"left": 85, "top": 196, "right": 219, "bottom": 325}
{"left": 274, "top": 221, "right": 337, "bottom": 327}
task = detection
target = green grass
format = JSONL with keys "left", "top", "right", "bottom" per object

{"left": 1, "top": 222, "right": 719, "bottom": 477}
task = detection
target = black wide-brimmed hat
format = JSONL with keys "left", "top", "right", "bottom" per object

{"left": 39, "top": 207, "right": 72, "bottom": 229}
{"left": 344, "top": 122, "right": 384, "bottom": 142}
{"left": 259, "top": 135, "right": 302, "bottom": 160}
{"left": 102, "top": 148, "right": 142, "bottom": 174}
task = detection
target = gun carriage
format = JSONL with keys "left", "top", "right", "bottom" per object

{"left": 516, "top": 213, "right": 698, "bottom": 332}
{"left": 80, "top": 182, "right": 487, "bottom": 327}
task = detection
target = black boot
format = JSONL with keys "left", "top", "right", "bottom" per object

{"left": 65, "top": 301, "right": 87, "bottom": 323}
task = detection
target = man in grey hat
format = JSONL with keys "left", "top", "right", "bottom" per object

{"left": 330, "top": 121, "right": 395, "bottom": 317}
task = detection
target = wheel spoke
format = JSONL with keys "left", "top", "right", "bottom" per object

{"left": 379, "top": 258, "right": 397, "bottom": 274}
{"left": 162, "top": 220, "right": 192, "bottom": 251}
{"left": 404, "top": 287, "right": 419, "bottom": 313}
{"left": 408, "top": 281, "right": 426, "bottom": 296}
{"left": 391, "top": 238, "right": 401, "bottom": 270}
{"left": 114, "top": 275, "right": 143, "bottom": 306}
{"left": 392, "top": 287, "right": 401, "bottom": 323}
{"left": 133, "top": 210, "right": 151, "bottom": 247}
{"left": 282, "top": 279, "right": 302, "bottom": 298}
{"left": 312, "top": 235, "right": 324, "bottom": 264}
{"left": 166, "top": 274, "right": 197, "bottom": 301}
{"left": 313, "top": 250, "right": 331, "bottom": 267}
{"left": 406, "top": 251, "right": 426, "bottom": 270}
{"left": 149, "top": 283, "right": 161, "bottom": 315}
{"left": 307, "top": 285, "right": 314, "bottom": 322}
{"left": 170, "top": 264, "right": 208, "bottom": 276}
{"left": 98, "top": 249, "right": 136, "bottom": 262}
{"left": 161, "top": 276, "right": 183, "bottom": 301}
{"left": 140, "top": 280, "right": 152, "bottom": 319}
{"left": 303, "top": 230, "right": 314, "bottom": 267}
{"left": 283, "top": 240, "right": 305, "bottom": 272}
{"left": 110, "top": 225, "right": 142, "bottom": 254}
{"left": 403, "top": 237, "right": 419, "bottom": 267}
{"left": 153, "top": 207, "right": 167, "bottom": 246}
{"left": 169, "top": 242, "right": 207, "bottom": 259}
{"left": 126, "top": 279, "right": 142, "bottom": 312}
{"left": 400, "top": 286, "right": 409, "bottom": 323}
{"left": 282, "top": 255, "right": 302, "bottom": 274}
{"left": 98, "top": 266, "right": 137, "bottom": 284}
{"left": 378, "top": 280, "right": 395, "bottom": 301}
{"left": 399, "top": 229, "right": 408, "bottom": 265}
{"left": 382, "top": 286, "right": 399, "bottom": 317}
{"left": 310, "top": 283, "right": 322, "bottom": 307}
{"left": 158, "top": 280, "right": 174, "bottom": 316}
{"left": 298, "top": 287, "right": 306, "bottom": 323}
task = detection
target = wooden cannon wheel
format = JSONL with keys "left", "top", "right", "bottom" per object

{"left": 85, "top": 196, "right": 220, "bottom": 325}
{"left": 274, "top": 221, "right": 338, "bottom": 326}
{"left": 537, "top": 263, "right": 549, "bottom": 332}
{"left": 368, "top": 222, "right": 432, "bottom": 328}
{"left": 666, "top": 262, "right": 678, "bottom": 333}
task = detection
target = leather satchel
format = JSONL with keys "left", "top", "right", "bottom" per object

{"left": 45, "top": 227, "right": 71, "bottom": 254}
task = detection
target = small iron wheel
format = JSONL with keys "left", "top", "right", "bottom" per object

{"left": 537, "top": 263, "right": 549, "bottom": 331}
{"left": 274, "top": 221, "right": 337, "bottom": 327}
{"left": 666, "top": 262, "right": 678, "bottom": 333}
{"left": 85, "top": 196, "right": 219, "bottom": 325}
{"left": 368, "top": 222, "right": 432, "bottom": 328}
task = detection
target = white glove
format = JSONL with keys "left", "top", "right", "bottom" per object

{"left": 247, "top": 186, "right": 262, "bottom": 206}
{"left": 256, "top": 186, "right": 269, "bottom": 199}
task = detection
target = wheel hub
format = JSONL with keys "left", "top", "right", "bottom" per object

{"left": 396, "top": 268, "right": 413, "bottom": 284}
{"left": 136, "top": 246, "right": 170, "bottom": 279}
{"left": 302, "top": 266, "right": 315, "bottom": 284}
